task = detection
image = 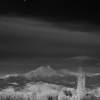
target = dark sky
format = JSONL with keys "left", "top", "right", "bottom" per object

{"left": 0, "top": 0, "right": 100, "bottom": 74}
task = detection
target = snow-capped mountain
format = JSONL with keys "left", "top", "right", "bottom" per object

{"left": 25, "top": 65, "right": 59, "bottom": 78}
{"left": 0, "top": 65, "right": 78, "bottom": 91}
{"left": 0, "top": 56, "right": 100, "bottom": 91}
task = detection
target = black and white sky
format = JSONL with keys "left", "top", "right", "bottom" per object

{"left": 0, "top": 0, "right": 100, "bottom": 74}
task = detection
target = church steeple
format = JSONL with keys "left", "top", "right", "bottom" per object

{"left": 76, "top": 67, "right": 86, "bottom": 100}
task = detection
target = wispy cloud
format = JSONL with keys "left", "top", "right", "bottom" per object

{"left": 0, "top": 17, "right": 100, "bottom": 58}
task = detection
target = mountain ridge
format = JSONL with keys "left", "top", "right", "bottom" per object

{"left": 0, "top": 56, "right": 100, "bottom": 90}
{"left": 1, "top": 56, "right": 100, "bottom": 79}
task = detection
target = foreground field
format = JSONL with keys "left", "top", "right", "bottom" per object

{"left": 0, "top": 82, "right": 99, "bottom": 100}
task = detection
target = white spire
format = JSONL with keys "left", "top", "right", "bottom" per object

{"left": 76, "top": 67, "right": 86, "bottom": 100}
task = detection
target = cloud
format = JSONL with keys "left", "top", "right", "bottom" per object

{"left": 0, "top": 17, "right": 100, "bottom": 58}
